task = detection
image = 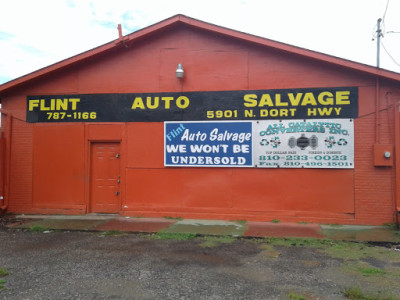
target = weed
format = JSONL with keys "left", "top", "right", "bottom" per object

{"left": 360, "top": 267, "right": 386, "bottom": 276}
{"left": 343, "top": 286, "right": 396, "bottom": 300}
{"left": 382, "top": 223, "right": 396, "bottom": 228}
{"left": 199, "top": 236, "right": 235, "bottom": 248}
{"left": 343, "top": 286, "right": 369, "bottom": 299}
{"left": 288, "top": 293, "right": 305, "bottom": 300}
{"left": 152, "top": 232, "right": 195, "bottom": 240}
{"left": 324, "top": 241, "right": 400, "bottom": 262}
{"left": 28, "top": 225, "right": 46, "bottom": 232}
{"left": 261, "top": 237, "right": 288, "bottom": 246}
{"left": 0, "top": 268, "right": 8, "bottom": 277}
{"left": 259, "top": 244, "right": 280, "bottom": 258}
{"left": 297, "top": 221, "right": 308, "bottom": 225}
{"left": 263, "top": 237, "right": 333, "bottom": 248}
{"left": 340, "top": 261, "right": 400, "bottom": 291}
{"left": 261, "top": 238, "right": 383, "bottom": 255}
{"left": 163, "top": 216, "right": 183, "bottom": 221}
{"left": 329, "top": 223, "right": 343, "bottom": 227}
{"left": 271, "top": 219, "right": 281, "bottom": 223}
{"left": 234, "top": 220, "right": 247, "bottom": 225}
{"left": 102, "top": 230, "right": 124, "bottom": 236}
{"left": 0, "top": 279, "right": 6, "bottom": 290}
{"left": 0, "top": 269, "right": 7, "bottom": 291}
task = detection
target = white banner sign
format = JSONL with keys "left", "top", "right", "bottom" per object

{"left": 253, "top": 119, "right": 354, "bottom": 168}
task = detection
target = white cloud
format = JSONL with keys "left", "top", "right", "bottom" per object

{"left": 0, "top": 0, "right": 399, "bottom": 84}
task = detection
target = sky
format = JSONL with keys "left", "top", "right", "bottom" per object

{"left": 0, "top": 0, "right": 399, "bottom": 85}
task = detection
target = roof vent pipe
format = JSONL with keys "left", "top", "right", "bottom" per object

{"left": 117, "top": 24, "right": 123, "bottom": 40}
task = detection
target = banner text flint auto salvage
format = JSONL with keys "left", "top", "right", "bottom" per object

{"left": 26, "top": 87, "right": 358, "bottom": 122}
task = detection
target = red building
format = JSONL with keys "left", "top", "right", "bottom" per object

{"left": 1, "top": 15, "right": 400, "bottom": 225}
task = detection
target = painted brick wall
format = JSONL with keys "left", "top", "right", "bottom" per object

{"left": 8, "top": 118, "right": 33, "bottom": 213}
{"left": 354, "top": 97, "right": 395, "bottom": 225}
{"left": 1, "top": 23, "right": 399, "bottom": 225}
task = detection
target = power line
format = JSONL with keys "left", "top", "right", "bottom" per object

{"left": 380, "top": 0, "right": 390, "bottom": 35}
{"left": 382, "top": 0, "right": 390, "bottom": 23}
{"left": 381, "top": 41, "right": 400, "bottom": 67}
{"left": 373, "top": 0, "right": 399, "bottom": 68}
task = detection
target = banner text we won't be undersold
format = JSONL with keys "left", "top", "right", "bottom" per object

{"left": 164, "top": 121, "right": 253, "bottom": 167}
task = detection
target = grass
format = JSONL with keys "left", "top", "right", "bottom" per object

{"left": 256, "top": 238, "right": 400, "bottom": 297}
{"left": 328, "top": 223, "right": 343, "bottom": 227}
{"left": 325, "top": 242, "right": 400, "bottom": 262}
{"left": 271, "top": 219, "right": 281, "bottom": 223}
{"left": 260, "top": 238, "right": 400, "bottom": 276}
{"left": 0, "top": 268, "right": 8, "bottom": 291}
{"left": 339, "top": 260, "right": 400, "bottom": 293}
{"left": 343, "top": 286, "right": 397, "bottom": 300}
{"left": 259, "top": 244, "right": 281, "bottom": 258}
{"left": 233, "top": 220, "right": 247, "bottom": 225}
{"left": 343, "top": 264, "right": 388, "bottom": 278}
{"left": 152, "top": 232, "right": 196, "bottom": 240}
{"left": 28, "top": 225, "right": 47, "bottom": 232}
{"left": 259, "top": 237, "right": 399, "bottom": 261}
{"left": 360, "top": 267, "right": 386, "bottom": 277}
{"left": 325, "top": 242, "right": 371, "bottom": 260}
{"left": 163, "top": 216, "right": 183, "bottom": 221}
{"left": 261, "top": 238, "right": 399, "bottom": 271}
{"left": 0, "top": 268, "right": 8, "bottom": 277}
{"left": 199, "top": 236, "right": 236, "bottom": 248}
{"left": 288, "top": 293, "right": 305, "bottom": 300}
{"left": 259, "top": 237, "right": 390, "bottom": 260}
{"left": 262, "top": 237, "right": 334, "bottom": 248}
{"left": 101, "top": 230, "right": 124, "bottom": 236}
{"left": 382, "top": 223, "right": 396, "bottom": 228}
{"left": 262, "top": 237, "right": 399, "bottom": 262}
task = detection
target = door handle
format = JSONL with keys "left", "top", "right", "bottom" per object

{"left": 115, "top": 191, "right": 120, "bottom": 196}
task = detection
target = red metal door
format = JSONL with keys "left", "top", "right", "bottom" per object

{"left": 90, "top": 142, "right": 120, "bottom": 213}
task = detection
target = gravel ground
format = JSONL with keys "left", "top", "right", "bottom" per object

{"left": 0, "top": 219, "right": 399, "bottom": 299}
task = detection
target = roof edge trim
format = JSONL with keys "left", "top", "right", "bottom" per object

{"left": 1, "top": 14, "right": 400, "bottom": 93}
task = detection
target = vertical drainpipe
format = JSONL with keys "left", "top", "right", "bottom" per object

{"left": 375, "top": 76, "right": 380, "bottom": 144}
{"left": 375, "top": 18, "right": 382, "bottom": 145}
{"left": 394, "top": 102, "right": 400, "bottom": 227}
{"left": 0, "top": 112, "right": 11, "bottom": 214}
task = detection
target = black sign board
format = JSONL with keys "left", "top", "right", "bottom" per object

{"left": 26, "top": 87, "right": 358, "bottom": 123}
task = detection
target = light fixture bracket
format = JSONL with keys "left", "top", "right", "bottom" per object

{"left": 176, "top": 63, "right": 184, "bottom": 78}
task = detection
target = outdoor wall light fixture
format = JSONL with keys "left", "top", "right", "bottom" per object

{"left": 176, "top": 63, "right": 184, "bottom": 78}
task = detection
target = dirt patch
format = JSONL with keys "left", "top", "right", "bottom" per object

{"left": 0, "top": 230, "right": 400, "bottom": 299}
{"left": 0, "top": 215, "right": 35, "bottom": 229}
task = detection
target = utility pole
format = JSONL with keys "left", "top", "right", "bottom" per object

{"left": 376, "top": 18, "right": 382, "bottom": 68}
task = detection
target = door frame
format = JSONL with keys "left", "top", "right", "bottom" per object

{"left": 85, "top": 139, "right": 124, "bottom": 214}
{"left": 88, "top": 141, "right": 121, "bottom": 213}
